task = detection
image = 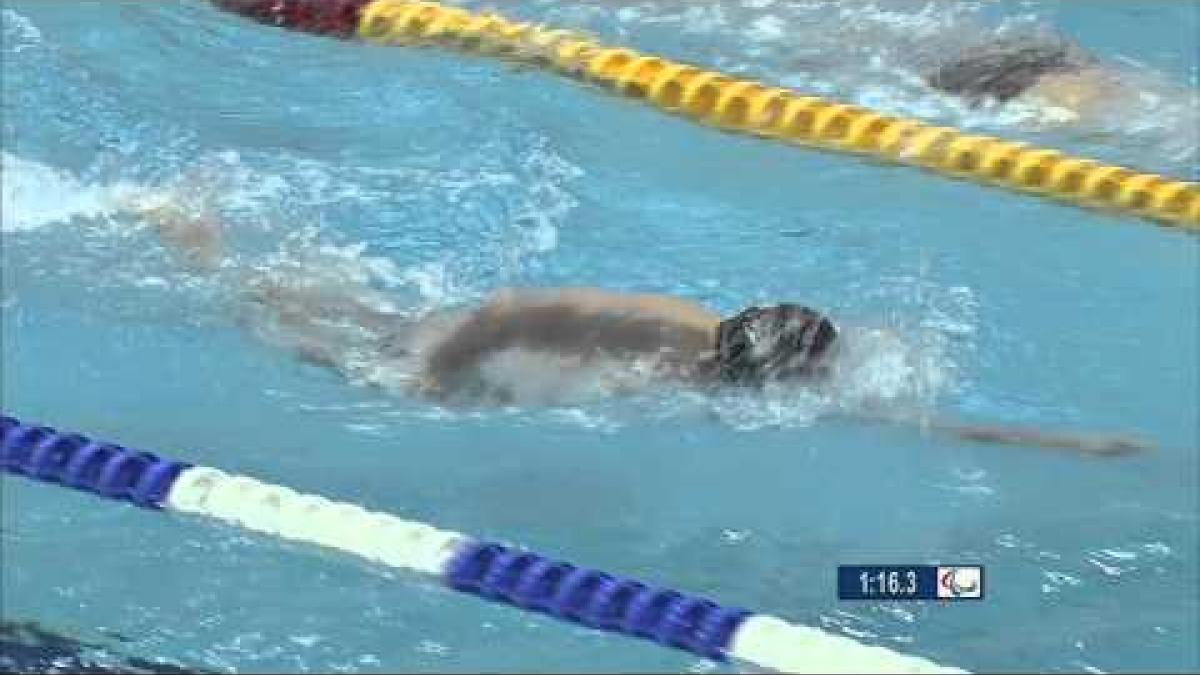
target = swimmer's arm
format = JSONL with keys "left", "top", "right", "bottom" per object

{"left": 417, "top": 303, "right": 506, "bottom": 398}
{"left": 849, "top": 410, "right": 1152, "bottom": 456}
{"left": 841, "top": 329, "right": 1150, "bottom": 456}
{"left": 926, "top": 418, "right": 1152, "bottom": 456}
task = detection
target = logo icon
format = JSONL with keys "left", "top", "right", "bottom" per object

{"left": 936, "top": 566, "right": 983, "bottom": 599}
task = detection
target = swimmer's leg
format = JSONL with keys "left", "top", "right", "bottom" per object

{"left": 240, "top": 273, "right": 404, "bottom": 336}
{"left": 237, "top": 273, "right": 418, "bottom": 372}
{"left": 238, "top": 286, "right": 350, "bottom": 369}
{"left": 119, "top": 183, "right": 442, "bottom": 391}
{"left": 150, "top": 205, "right": 223, "bottom": 271}
{"left": 116, "top": 180, "right": 224, "bottom": 271}
{"left": 123, "top": 182, "right": 399, "bottom": 337}
{"left": 236, "top": 274, "right": 466, "bottom": 400}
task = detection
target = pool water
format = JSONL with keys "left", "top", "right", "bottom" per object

{"left": 2, "top": 0, "right": 1197, "bottom": 672}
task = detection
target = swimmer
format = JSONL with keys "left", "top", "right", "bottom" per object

{"left": 242, "top": 277, "right": 838, "bottom": 403}
{"left": 925, "top": 35, "right": 1122, "bottom": 123}
{"left": 125, "top": 196, "right": 1149, "bottom": 456}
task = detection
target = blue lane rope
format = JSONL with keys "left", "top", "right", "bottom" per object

{"left": 0, "top": 413, "right": 964, "bottom": 672}
{"left": 0, "top": 415, "right": 188, "bottom": 508}
{"left": 447, "top": 540, "right": 750, "bottom": 660}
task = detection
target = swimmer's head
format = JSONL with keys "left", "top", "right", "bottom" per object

{"left": 714, "top": 304, "right": 838, "bottom": 386}
{"left": 926, "top": 37, "right": 1087, "bottom": 104}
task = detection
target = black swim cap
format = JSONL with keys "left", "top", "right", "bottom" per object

{"left": 926, "top": 37, "right": 1085, "bottom": 104}
{"left": 715, "top": 304, "right": 838, "bottom": 386}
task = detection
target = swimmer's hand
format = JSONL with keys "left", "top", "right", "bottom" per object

{"left": 930, "top": 420, "right": 1153, "bottom": 457}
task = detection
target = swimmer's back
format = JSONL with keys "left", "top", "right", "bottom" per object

{"left": 485, "top": 287, "right": 720, "bottom": 332}
{"left": 417, "top": 288, "right": 720, "bottom": 398}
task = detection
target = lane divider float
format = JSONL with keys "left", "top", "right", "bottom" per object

{"left": 1, "top": 413, "right": 965, "bottom": 673}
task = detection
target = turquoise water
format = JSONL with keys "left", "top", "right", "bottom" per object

{"left": 2, "top": 0, "right": 1197, "bottom": 672}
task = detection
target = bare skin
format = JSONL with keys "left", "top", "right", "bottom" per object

{"left": 922, "top": 37, "right": 1127, "bottom": 128}
{"left": 126, "top": 198, "right": 1152, "bottom": 457}
{"left": 1021, "top": 67, "right": 1120, "bottom": 123}
{"left": 241, "top": 278, "right": 724, "bottom": 398}
{"left": 929, "top": 420, "right": 1148, "bottom": 456}
{"left": 413, "top": 287, "right": 722, "bottom": 399}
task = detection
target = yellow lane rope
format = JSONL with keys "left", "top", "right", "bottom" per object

{"left": 351, "top": 0, "right": 1198, "bottom": 230}
{"left": 210, "top": 0, "right": 1199, "bottom": 230}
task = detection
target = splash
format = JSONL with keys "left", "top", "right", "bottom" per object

{"left": 701, "top": 321, "right": 960, "bottom": 432}
{"left": 0, "top": 153, "right": 143, "bottom": 233}
{"left": 1, "top": 8, "right": 41, "bottom": 53}
{"left": 699, "top": 272, "right": 977, "bottom": 432}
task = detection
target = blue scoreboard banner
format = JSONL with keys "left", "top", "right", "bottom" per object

{"left": 838, "top": 565, "right": 985, "bottom": 601}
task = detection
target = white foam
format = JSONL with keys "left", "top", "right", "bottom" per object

{"left": 746, "top": 15, "right": 786, "bottom": 43}
{"left": 1, "top": 8, "right": 41, "bottom": 53}
{"left": 0, "top": 153, "right": 140, "bottom": 232}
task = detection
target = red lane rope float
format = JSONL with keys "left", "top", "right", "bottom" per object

{"left": 214, "top": 0, "right": 370, "bottom": 36}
